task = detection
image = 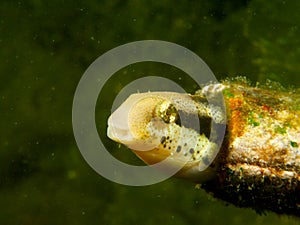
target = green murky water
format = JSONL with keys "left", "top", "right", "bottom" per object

{"left": 1, "top": 0, "right": 299, "bottom": 224}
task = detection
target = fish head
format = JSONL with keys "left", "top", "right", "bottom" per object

{"left": 107, "top": 92, "right": 223, "bottom": 181}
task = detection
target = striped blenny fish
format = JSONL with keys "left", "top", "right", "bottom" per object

{"left": 107, "top": 78, "right": 300, "bottom": 216}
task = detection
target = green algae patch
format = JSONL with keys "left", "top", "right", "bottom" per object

{"left": 223, "top": 88, "right": 235, "bottom": 98}
{"left": 274, "top": 125, "right": 286, "bottom": 134}
{"left": 290, "top": 141, "right": 298, "bottom": 148}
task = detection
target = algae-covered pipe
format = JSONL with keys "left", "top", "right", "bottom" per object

{"left": 107, "top": 78, "right": 300, "bottom": 216}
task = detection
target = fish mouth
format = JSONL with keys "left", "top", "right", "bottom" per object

{"left": 107, "top": 117, "right": 134, "bottom": 144}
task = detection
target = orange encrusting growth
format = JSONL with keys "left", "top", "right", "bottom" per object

{"left": 227, "top": 97, "right": 245, "bottom": 140}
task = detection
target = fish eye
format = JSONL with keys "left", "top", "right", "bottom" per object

{"left": 155, "top": 101, "right": 180, "bottom": 124}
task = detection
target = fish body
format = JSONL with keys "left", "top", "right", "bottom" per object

{"left": 107, "top": 78, "right": 300, "bottom": 216}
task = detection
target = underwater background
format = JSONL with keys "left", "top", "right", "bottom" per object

{"left": 1, "top": 0, "right": 300, "bottom": 224}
